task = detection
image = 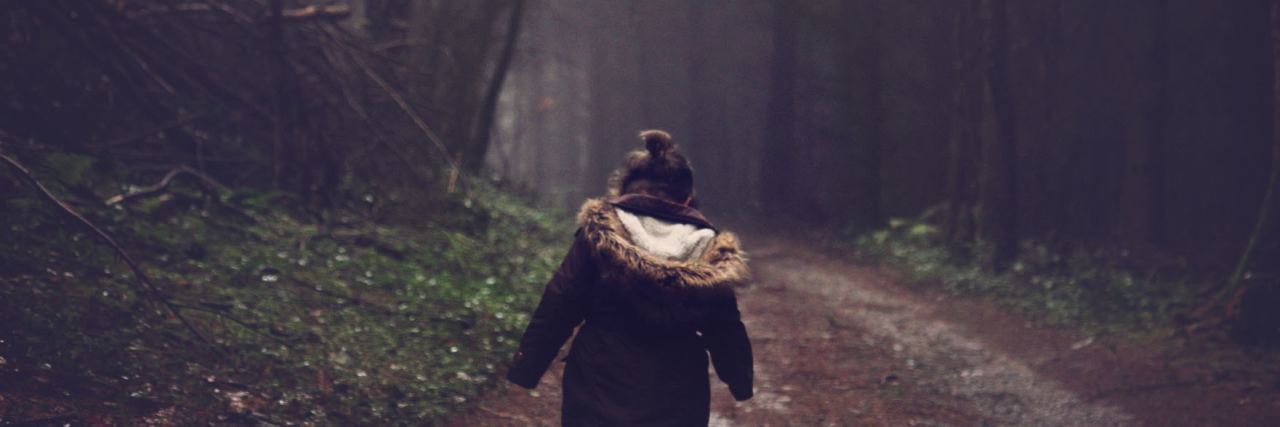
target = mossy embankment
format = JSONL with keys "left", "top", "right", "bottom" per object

{"left": 842, "top": 218, "right": 1213, "bottom": 337}
{"left": 1, "top": 154, "right": 569, "bottom": 424}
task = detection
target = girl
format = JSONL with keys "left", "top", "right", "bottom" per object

{"left": 506, "top": 130, "right": 754, "bottom": 426}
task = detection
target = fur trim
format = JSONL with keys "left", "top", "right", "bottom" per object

{"left": 577, "top": 198, "right": 749, "bottom": 327}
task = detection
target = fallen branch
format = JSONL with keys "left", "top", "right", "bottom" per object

{"left": 105, "top": 165, "right": 229, "bottom": 205}
{"left": 350, "top": 53, "right": 465, "bottom": 193}
{"left": 0, "top": 150, "right": 214, "bottom": 351}
{"left": 127, "top": 2, "right": 257, "bottom": 25}
{"left": 282, "top": 4, "right": 352, "bottom": 21}
{"left": 171, "top": 302, "right": 291, "bottom": 345}
{"left": 312, "top": 28, "right": 437, "bottom": 186}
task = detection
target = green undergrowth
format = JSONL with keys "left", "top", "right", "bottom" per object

{"left": 0, "top": 156, "right": 570, "bottom": 424}
{"left": 844, "top": 218, "right": 1214, "bottom": 337}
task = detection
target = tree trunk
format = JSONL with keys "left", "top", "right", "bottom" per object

{"left": 686, "top": 0, "right": 716, "bottom": 205}
{"left": 1026, "top": 0, "right": 1063, "bottom": 239}
{"left": 1118, "top": 0, "right": 1169, "bottom": 245}
{"left": 980, "top": 0, "right": 1019, "bottom": 271}
{"left": 945, "top": 1, "right": 979, "bottom": 244}
{"left": 447, "top": 1, "right": 503, "bottom": 157}
{"left": 586, "top": 3, "right": 616, "bottom": 196}
{"left": 686, "top": 0, "right": 707, "bottom": 165}
{"left": 270, "top": 0, "right": 285, "bottom": 189}
{"left": 629, "top": 0, "right": 656, "bottom": 128}
{"left": 760, "top": 0, "right": 798, "bottom": 216}
{"left": 1147, "top": 0, "right": 1170, "bottom": 244}
{"left": 863, "top": 1, "right": 885, "bottom": 230}
{"left": 841, "top": 0, "right": 885, "bottom": 232}
{"left": 1227, "top": 0, "right": 1280, "bottom": 295}
{"left": 466, "top": 0, "right": 525, "bottom": 173}
{"left": 531, "top": 55, "right": 547, "bottom": 190}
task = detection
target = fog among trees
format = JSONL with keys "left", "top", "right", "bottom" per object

{"left": 494, "top": 0, "right": 1277, "bottom": 270}
{"left": 2, "top": 0, "right": 1279, "bottom": 424}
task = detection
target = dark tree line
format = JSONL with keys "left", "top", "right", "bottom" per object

{"left": 492, "top": 0, "right": 1278, "bottom": 292}
{"left": 2, "top": 0, "right": 526, "bottom": 213}
{"left": 1, "top": 0, "right": 1276, "bottom": 312}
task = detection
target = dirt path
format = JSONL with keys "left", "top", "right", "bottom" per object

{"left": 451, "top": 235, "right": 1279, "bottom": 426}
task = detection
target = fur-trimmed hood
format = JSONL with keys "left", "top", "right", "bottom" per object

{"left": 577, "top": 197, "right": 750, "bottom": 327}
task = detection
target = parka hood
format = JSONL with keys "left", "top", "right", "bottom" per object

{"left": 576, "top": 196, "right": 750, "bottom": 327}
{"left": 615, "top": 208, "right": 716, "bottom": 262}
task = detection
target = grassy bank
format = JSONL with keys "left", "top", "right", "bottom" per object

{"left": 1, "top": 157, "right": 570, "bottom": 424}
{"left": 843, "top": 218, "right": 1214, "bottom": 337}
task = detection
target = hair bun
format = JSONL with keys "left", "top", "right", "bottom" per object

{"left": 639, "top": 129, "right": 673, "bottom": 156}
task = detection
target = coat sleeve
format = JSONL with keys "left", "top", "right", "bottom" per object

{"left": 702, "top": 293, "right": 754, "bottom": 401}
{"left": 505, "top": 230, "right": 595, "bottom": 389}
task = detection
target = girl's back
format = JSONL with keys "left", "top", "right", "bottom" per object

{"left": 506, "top": 131, "right": 754, "bottom": 426}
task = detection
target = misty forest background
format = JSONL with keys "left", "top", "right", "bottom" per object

{"left": 1, "top": 0, "right": 1279, "bottom": 424}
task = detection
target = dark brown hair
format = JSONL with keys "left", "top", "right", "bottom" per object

{"left": 611, "top": 130, "right": 694, "bottom": 202}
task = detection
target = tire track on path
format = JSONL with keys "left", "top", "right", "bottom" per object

{"left": 715, "top": 235, "right": 1131, "bottom": 426}
{"left": 453, "top": 234, "right": 1133, "bottom": 426}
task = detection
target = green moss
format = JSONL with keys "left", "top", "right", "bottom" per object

{"left": 0, "top": 178, "right": 569, "bottom": 424}
{"left": 844, "top": 217, "right": 1212, "bottom": 337}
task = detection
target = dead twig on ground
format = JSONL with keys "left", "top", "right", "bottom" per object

{"left": 170, "top": 302, "right": 291, "bottom": 345}
{"left": 105, "top": 165, "right": 230, "bottom": 205}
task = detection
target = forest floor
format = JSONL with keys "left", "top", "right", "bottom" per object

{"left": 450, "top": 233, "right": 1280, "bottom": 426}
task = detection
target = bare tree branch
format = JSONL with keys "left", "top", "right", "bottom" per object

{"left": 350, "top": 54, "right": 465, "bottom": 192}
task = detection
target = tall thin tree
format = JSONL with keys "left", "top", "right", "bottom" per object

{"left": 980, "top": 0, "right": 1019, "bottom": 271}
{"left": 839, "top": 0, "right": 885, "bottom": 231}
{"left": 1226, "top": 0, "right": 1280, "bottom": 300}
{"left": 760, "top": 0, "right": 799, "bottom": 216}
{"left": 861, "top": 0, "right": 885, "bottom": 230}
{"left": 1119, "top": 0, "right": 1169, "bottom": 245}
{"left": 270, "top": 0, "right": 288, "bottom": 189}
{"left": 945, "top": 0, "right": 981, "bottom": 245}
{"left": 1147, "top": 0, "right": 1170, "bottom": 244}
{"left": 467, "top": 0, "right": 525, "bottom": 173}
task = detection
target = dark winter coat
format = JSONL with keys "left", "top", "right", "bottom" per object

{"left": 506, "top": 194, "right": 754, "bottom": 426}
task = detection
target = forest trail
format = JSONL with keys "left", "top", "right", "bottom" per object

{"left": 450, "top": 234, "right": 1276, "bottom": 426}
